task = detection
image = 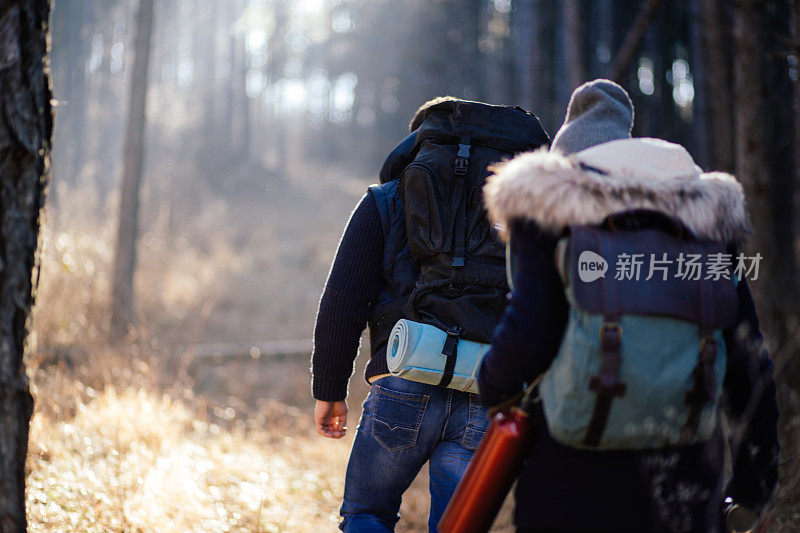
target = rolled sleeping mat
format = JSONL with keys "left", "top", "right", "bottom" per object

{"left": 387, "top": 319, "right": 489, "bottom": 394}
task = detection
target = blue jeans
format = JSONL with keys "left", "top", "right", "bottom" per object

{"left": 339, "top": 376, "right": 489, "bottom": 532}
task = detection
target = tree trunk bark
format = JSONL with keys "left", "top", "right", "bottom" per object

{"left": 701, "top": 0, "right": 735, "bottom": 172}
{"left": 461, "top": 0, "right": 484, "bottom": 100}
{"left": 202, "top": 0, "right": 218, "bottom": 153}
{"left": 657, "top": 2, "right": 674, "bottom": 142}
{"left": 611, "top": 0, "right": 665, "bottom": 83}
{"left": 762, "top": 0, "right": 800, "bottom": 385}
{"left": 239, "top": 35, "right": 251, "bottom": 164}
{"left": 594, "top": 0, "right": 614, "bottom": 78}
{"left": 66, "top": 0, "right": 89, "bottom": 187}
{"left": 688, "top": 0, "right": 709, "bottom": 169}
{"left": 0, "top": 1, "right": 51, "bottom": 529}
{"left": 109, "top": 0, "right": 154, "bottom": 343}
{"left": 733, "top": 4, "right": 770, "bottom": 264}
{"left": 562, "top": 0, "right": 585, "bottom": 91}
{"left": 223, "top": 29, "right": 235, "bottom": 163}
{"left": 793, "top": 0, "right": 800, "bottom": 230}
{"left": 794, "top": 1, "right": 800, "bottom": 171}
{"left": 92, "top": 17, "right": 120, "bottom": 206}
{"left": 513, "top": 0, "right": 535, "bottom": 112}
{"left": 51, "top": 0, "right": 89, "bottom": 191}
{"left": 733, "top": 0, "right": 799, "bottom": 379}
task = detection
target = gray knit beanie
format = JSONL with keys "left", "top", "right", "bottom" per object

{"left": 550, "top": 79, "right": 634, "bottom": 155}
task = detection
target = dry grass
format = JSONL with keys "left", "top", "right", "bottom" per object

{"left": 29, "top": 173, "right": 488, "bottom": 532}
{"left": 26, "top": 170, "right": 797, "bottom": 532}
{"left": 26, "top": 362, "right": 349, "bottom": 532}
{"left": 24, "top": 350, "right": 512, "bottom": 532}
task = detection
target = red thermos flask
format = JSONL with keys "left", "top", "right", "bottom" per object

{"left": 437, "top": 406, "right": 535, "bottom": 533}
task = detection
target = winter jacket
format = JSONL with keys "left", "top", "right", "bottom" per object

{"left": 478, "top": 138, "right": 780, "bottom": 532}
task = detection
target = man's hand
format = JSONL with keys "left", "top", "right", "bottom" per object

{"left": 315, "top": 400, "right": 348, "bottom": 439}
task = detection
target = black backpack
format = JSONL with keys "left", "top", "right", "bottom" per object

{"left": 399, "top": 99, "right": 549, "bottom": 343}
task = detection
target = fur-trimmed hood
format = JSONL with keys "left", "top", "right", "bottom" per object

{"left": 485, "top": 138, "right": 751, "bottom": 243}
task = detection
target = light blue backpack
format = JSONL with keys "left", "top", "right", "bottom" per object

{"left": 535, "top": 221, "right": 738, "bottom": 450}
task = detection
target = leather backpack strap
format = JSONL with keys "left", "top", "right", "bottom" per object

{"left": 581, "top": 234, "right": 627, "bottom": 447}
{"left": 583, "top": 318, "right": 627, "bottom": 447}
{"left": 681, "top": 277, "right": 719, "bottom": 442}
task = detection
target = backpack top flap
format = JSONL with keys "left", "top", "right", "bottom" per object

{"left": 414, "top": 99, "right": 549, "bottom": 153}
{"left": 565, "top": 225, "right": 738, "bottom": 329}
{"left": 394, "top": 99, "right": 547, "bottom": 342}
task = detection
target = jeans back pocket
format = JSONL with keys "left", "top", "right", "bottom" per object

{"left": 460, "top": 394, "right": 490, "bottom": 452}
{"left": 371, "top": 385, "right": 429, "bottom": 452}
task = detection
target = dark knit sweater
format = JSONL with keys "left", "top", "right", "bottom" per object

{"left": 311, "top": 192, "right": 386, "bottom": 402}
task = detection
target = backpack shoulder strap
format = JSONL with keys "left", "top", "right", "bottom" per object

{"left": 368, "top": 181, "right": 396, "bottom": 236}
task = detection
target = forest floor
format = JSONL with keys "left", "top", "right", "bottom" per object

{"left": 24, "top": 350, "right": 515, "bottom": 532}
{"left": 27, "top": 161, "right": 798, "bottom": 532}
{"left": 27, "top": 164, "right": 514, "bottom": 532}
{"left": 26, "top": 353, "right": 346, "bottom": 532}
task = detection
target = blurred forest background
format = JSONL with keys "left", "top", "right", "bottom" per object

{"left": 23, "top": 0, "right": 800, "bottom": 530}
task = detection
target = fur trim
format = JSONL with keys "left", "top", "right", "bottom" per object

{"left": 485, "top": 148, "right": 751, "bottom": 243}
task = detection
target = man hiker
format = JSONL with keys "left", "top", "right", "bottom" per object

{"left": 479, "top": 79, "right": 779, "bottom": 533}
{"left": 312, "top": 96, "right": 548, "bottom": 531}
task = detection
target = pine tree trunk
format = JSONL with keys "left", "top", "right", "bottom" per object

{"left": 513, "top": 0, "right": 535, "bottom": 111}
{"left": 66, "top": 0, "right": 89, "bottom": 186}
{"left": 733, "top": 3, "right": 770, "bottom": 269}
{"left": 93, "top": 19, "right": 120, "bottom": 205}
{"left": 237, "top": 34, "right": 250, "bottom": 163}
{"left": 202, "top": 0, "right": 218, "bottom": 154}
{"left": 611, "top": 0, "right": 664, "bottom": 82}
{"left": 793, "top": 0, "right": 800, "bottom": 207}
{"left": 701, "top": 0, "right": 734, "bottom": 172}
{"left": 51, "top": 0, "right": 89, "bottom": 190}
{"left": 763, "top": 0, "right": 800, "bottom": 385}
{"left": 462, "top": 0, "right": 484, "bottom": 99}
{"left": 733, "top": 0, "right": 799, "bottom": 378}
{"left": 109, "top": 0, "right": 154, "bottom": 343}
{"left": 594, "top": 0, "right": 614, "bottom": 78}
{"left": 562, "top": 0, "right": 585, "bottom": 91}
{"left": 223, "top": 30, "right": 235, "bottom": 162}
{"left": 0, "top": 1, "right": 51, "bottom": 529}
{"left": 688, "top": 0, "right": 709, "bottom": 169}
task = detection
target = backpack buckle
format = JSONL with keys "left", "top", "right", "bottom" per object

{"left": 454, "top": 141, "right": 471, "bottom": 176}
{"left": 599, "top": 322, "right": 622, "bottom": 345}
{"left": 699, "top": 335, "right": 717, "bottom": 361}
{"left": 454, "top": 156, "right": 469, "bottom": 176}
{"left": 442, "top": 326, "right": 462, "bottom": 357}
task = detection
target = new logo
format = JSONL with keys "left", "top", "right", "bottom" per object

{"left": 578, "top": 251, "right": 608, "bottom": 283}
